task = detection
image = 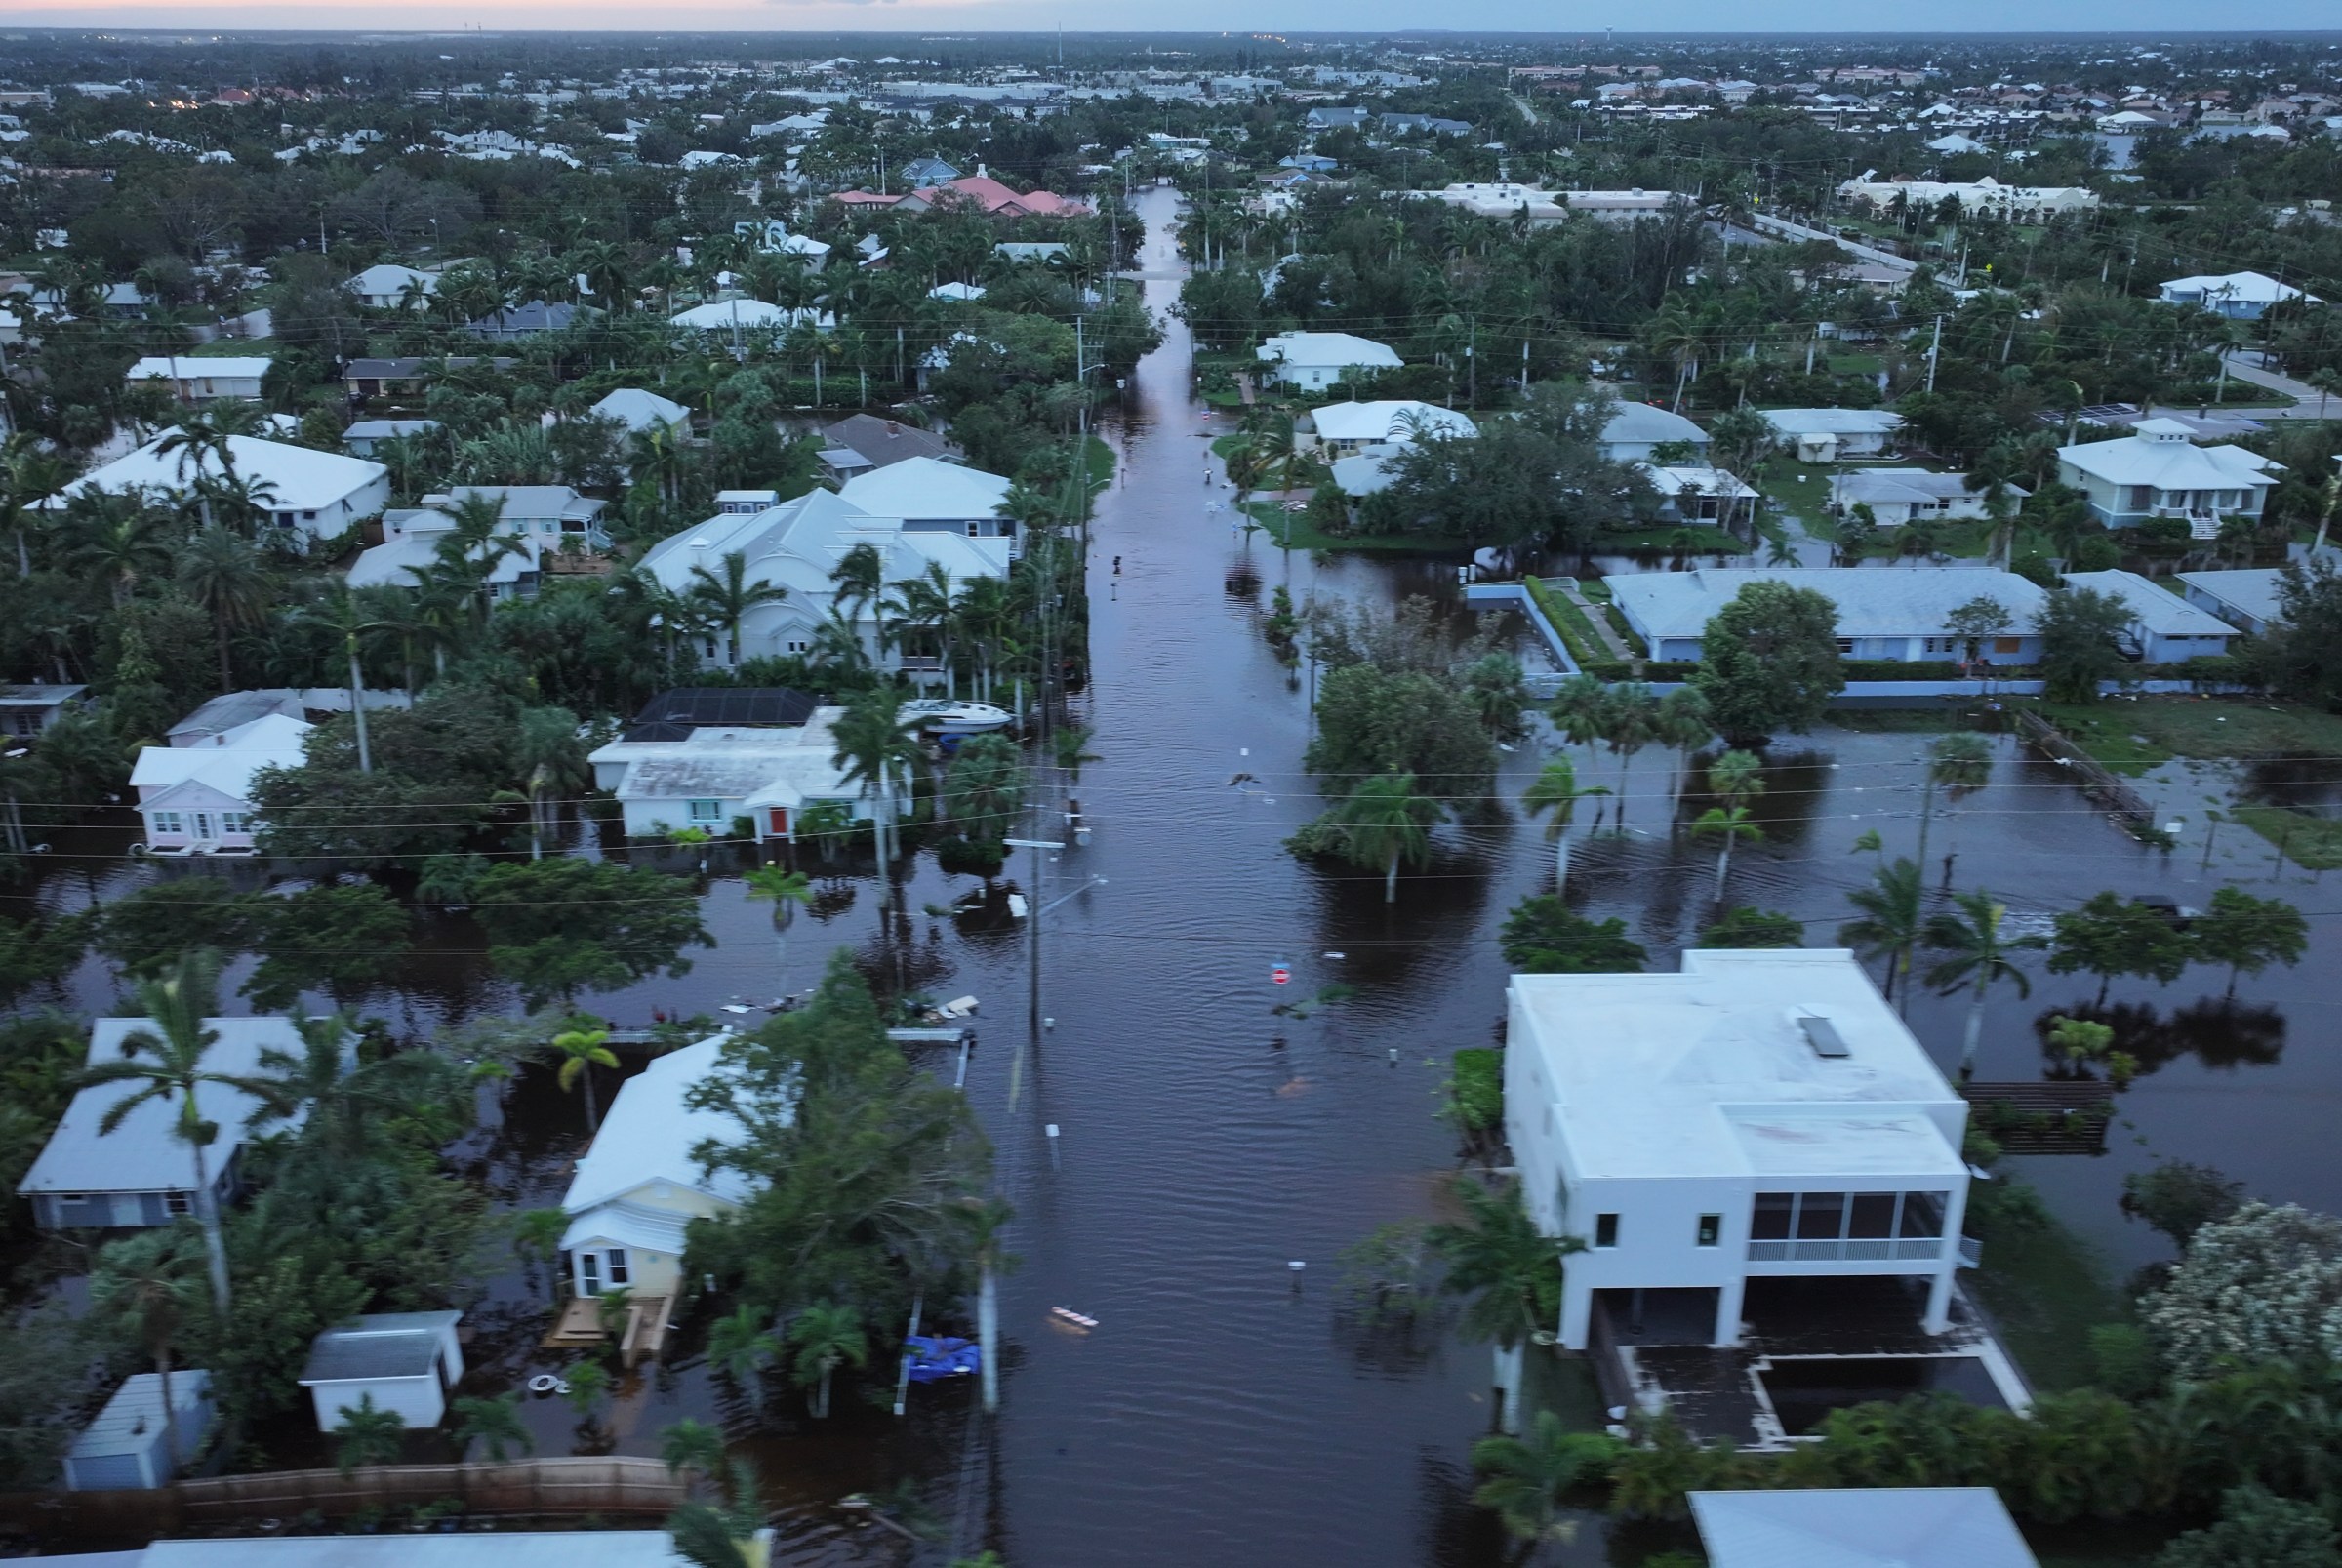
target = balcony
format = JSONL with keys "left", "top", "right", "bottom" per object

{"left": 1747, "top": 1237, "right": 1945, "bottom": 1263}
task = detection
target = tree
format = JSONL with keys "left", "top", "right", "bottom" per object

{"left": 242, "top": 882, "right": 415, "bottom": 1012}
{"left": 666, "top": 1459, "right": 767, "bottom": 1568}
{"left": 2144, "top": 1203, "right": 2342, "bottom": 1381}
{"left": 942, "top": 733, "right": 1025, "bottom": 849}
{"left": 707, "top": 1303, "right": 781, "bottom": 1408}
{"left": 1840, "top": 858, "right": 1925, "bottom": 1016}
{"left": 1692, "top": 580, "right": 1843, "bottom": 744}
{"left": 1520, "top": 756, "right": 1605, "bottom": 894}
{"left": 1330, "top": 771, "right": 1440, "bottom": 903}
{"left": 2123, "top": 1161, "right": 2246, "bottom": 1251}
{"left": 2156, "top": 1486, "right": 2342, "bottom": 1568}
{"left": 89, "top": 1229, "right": 207, "bottom": 1475}
{"left": 1429, "top": 1176, "right": 1573, "bottom": 1349}
{"left": 471, "top": 860, "right": 711, "bottom": 1009}
{"left": 2261, "top": 558, "right": 2342, "bottom": 709}
{"left": 1922, "top": 890, "right": 2042, "bottom": 1079}
{"left": 331, "top": 1393, "right": 407, "bottom": 1474}
{"left": 2050, "top": 892, "right": 2193, "bottom": 1005}
{"left": 176, "top": 529, "right": 270, "bottom": 692}
{"left": 1598, "top": 682, "right": 1662, "bottom": 828}
{"left": 1694, "top": 749, "right": 1765, "bottom": 903}
{"left": 659, "top": 1419, "right": 725, "bottom": 1495}
{"left": 1308, "top": 663, "right": 1496, "bottom": 813}
{"left": 1499, "top": 896, "right": 1647, "bottom": 974}
{"left": 550, "top": 1027, "right": 621, "bottom": 1131}
{"left": 1916, "top": 732, "right": 1992, "bottom": 875}
{"left": 453, "top": 1394, "right": 533, "bottom": 1463}
{"left": 2036, "top": 586, "right": 2133, "bottom": 704}
{"left": 74, "top": 951, "right": 253, "bottom": 1313}
{"left": 828, "top": 687, "right": 926, "bottom": 895}
{"left": 1700, "top": 907, "right": 1803, "bottom": 948}
{"left": 689, "top": 550, "right": 787, "bottom": 666}
{"left": 1946, "top": 596, "right": 2015, "bottom": 668}
{"left": 1471, "top": 1413, "right": 1625, "bottom": 1545}
{"left": 2191, "top": 888, "right": 2307, "bottom": 998}
{"left": 787, "top": 1303, "right": 868, "bottom": 1419}
{"left": 1654, "top": 684, "right": 1714, "bottom": 805}
{"left": 744, "top": 866, "right": 813, "bottom": 993}
{"left": 92, "top": 880, "right": 266, "bottom": 978}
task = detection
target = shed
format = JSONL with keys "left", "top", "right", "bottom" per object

{"left": 300, "top": 1311, "right": 464, "bottom": 1431}
{"left": 1689, "top": 1486, "right": 2038, "bottom": 1567}
{"left": 64, "top": 1371, "right": 213, "bottom": 1491}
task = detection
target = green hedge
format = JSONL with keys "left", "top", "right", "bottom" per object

{"left": 1522, "top": 577, "right": 1610, "bottom": 669}
{"left": 1586, "top": 660, "right": 1700, "bottom": 682}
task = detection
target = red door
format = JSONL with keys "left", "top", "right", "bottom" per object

{"left": 767, "top": 808, "right": 789, "bottom": 837}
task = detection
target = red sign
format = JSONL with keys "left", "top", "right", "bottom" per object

{"left": 1272, "top": 964, "right": 1291, "bottom": 985}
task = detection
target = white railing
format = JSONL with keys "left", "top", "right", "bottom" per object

{"left": 1747, "top": 1237, "right": 1943, "bottom": 1263}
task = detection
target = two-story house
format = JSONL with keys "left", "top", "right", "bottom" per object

{"left": 2056, "top": 420, "right": 2281, "bottom": 534}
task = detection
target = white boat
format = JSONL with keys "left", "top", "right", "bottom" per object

{"left": 899, "top": 699, "right": 1016, "bottom": 736}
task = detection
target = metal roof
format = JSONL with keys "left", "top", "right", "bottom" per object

{"left": 70, "top": 1372, "right": 211, "bottom": 1460}
{"left": 300, "top": 1312, "right": 462, "bottom": 1385}
{"left": 19, "top": 1019, "right": 302, "bottom": 1196}
{"left": 1690, "top": 1487, "right": 2038, "bottom": 1568}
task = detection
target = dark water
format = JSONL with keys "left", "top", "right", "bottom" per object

{"left": 11, "top": 187, "right": 2342, "bottom": 1564}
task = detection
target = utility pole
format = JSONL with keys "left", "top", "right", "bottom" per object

{"left": 1005, "top": 835, "right": 1065, "bottom": 1049}
{"left": 1924, "top": 314, "right": 1943, "bottom": 394}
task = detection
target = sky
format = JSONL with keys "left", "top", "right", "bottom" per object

{"left": 9, "top": 2, "right": 2342, "bottom": 34}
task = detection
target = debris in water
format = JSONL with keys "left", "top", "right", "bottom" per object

{"left": 1050, "top": 1307, "right": 1098, "bottom": 1332}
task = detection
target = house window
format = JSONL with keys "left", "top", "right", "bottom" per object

{"left": 1900, "top": 1191, "right": 1948, "bottom": 1239}
{"left": 787, "top": 640, "right": 811, "bottom": 655}
{"left": 965, "top": 521, "right": 983, "bottom": 537}
{"left": 1751, "top": 1192, "right": 1794, "bottom": 1241}
{"left": 605, "top": 1248, "right": 630, "bottom": 1286}
{"left": 1848, "top": 1193, "right": 1897, "bottom": 1239}
{"left": 1796, "top": 1192, "right": 1846, "bottom": 1240}
{"left": 687, "top": 799, "right": 723, "bottom": 823}
{"left": 1993, "top": 637, "right": 2021, "bottom": 654}
{"left": 1696, "top": 1214, "right": 1721, "bottom": 1248}
{"left": 218, "top": 812, "right": 249, "bottom": 836}
{"left": 302, "top": 510, "right": 317, "bottom": 521}
{"left": 579, "top": 1251, "right": 601, "bottom": 1296}
{"left": 165, "top": 1192, "right": 191, "bottom": 1216}
{"left": 151, "top": 812, "right": 183, "bottom": 835}
{"left": 1836, "top": 638, "right": 1856, "bottom": 655}
{"left": 1594, "top": 1213, "right": 1620, "bottom": 1249}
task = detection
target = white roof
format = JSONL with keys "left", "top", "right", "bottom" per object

{"left": 2159, "top": 269, "right": 2319, "bottom": 305}
{"left": 129, "top": 712, "right": 313, "bottom": 806}
{"left": 2177, "top": 567, "right": 2286, "bottom": 624}
{"left": 1308, "top": 399, "right": 1476, "bottom": 445}
{"left": 558, "top": 1036, "right": 757, "bottom": 1232}
{"left": 929, "top": 281, "right": 987, "bottom": 302}
{"left": 131, "top": 1534, "right": 689, "bottom": 1567}
{"left": 1601, "top": 403, "right": 1711, "bottom": 447}
{"left": 604, "top": 715, "right": 862, "bottom": 813}
{"left": 349, "top": 531, "right": 535, "bottom": 591}
{"left": 1690, "top": 1488, "right": 2038, "bottom": 1568}
{"left": 128, "top": 356, "right": 272, "bottom": 382}
{"left": 1609, "top": 566, "right": 2048, "bottom": 642}
{"left": 343, "top": 419, "right": 437, "bottom": 440}
{"left": 1640, "top": 463, "right": 1758, "bottom": 501}
{"left": 19, "top": 1018, "right": 303, "bottom": 1196}
{"left": 1330, "top": 448, "right": 1400, "bottom": 497}
{"left": 2057, "top": 426, "right": 2280, "bottom": 490}
{"left": 590, "top": 388, "right": 690, "bottom": 432}
{"left": 51, "top": 433, "right": 384, "bottom": 512}
{"left": 637, "top": 486, "right": 1009, "bottom": 608}
{"left": 1256, "top": 330, "right": 1403, "bottom": 371}
{"left": 1756, "top": 408, "right": 1905, "bottom": 437}
{"left": 837, "top": 455, "right": 1012, "bottom": 521}
{"left": 2062, "top": 570, "right": 2238, "bottom": 637}
{"left": 346, "top": 263, "right": 435, "bottom": 297}
{"left": 1833, "top": 467, "right": 2024, "bottom": 506}
{"left": 668, "top": 298, "right": 824, "bottom": 330}
{"left": 1510, "top": 950, "right": 1967, "bottom": 1184}
{"left": 71, "top": 1372, "right": 211, "bottom": 1461}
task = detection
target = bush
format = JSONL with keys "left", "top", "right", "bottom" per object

{"left": 1443, "top": 1048, "right": 1503, "bottom": 1134}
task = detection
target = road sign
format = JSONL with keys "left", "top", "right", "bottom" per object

{"left": 1271, "top": 963, "right": 1290, "bottom": 985}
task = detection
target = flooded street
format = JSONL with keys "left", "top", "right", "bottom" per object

{"left": 10, "top": 185, "right": 2342, "bottom": 1566}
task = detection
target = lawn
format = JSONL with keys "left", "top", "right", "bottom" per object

{"left": 1241, "top": 499, "right": 1444, "bottom": 555}
{"left": 2231, "top": 805, "right": 2342, "bottom": 871}
{"left": 1595, "top": 524, "right": 1751, "bottom": 555}
{"left": 2032, "top": 697, "right": 2342, "bottom": 775}
{"left": 1965, "top": 1198, "right": 2124, "bottom": 1395}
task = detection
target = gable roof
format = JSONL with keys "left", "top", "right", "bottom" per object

{"left": 668, "top": 298, "right": 824, "bottom": 331}
{"left": 130, "top": 712, "right": 313, "bottom": 803}
{"left": 346, "top": 263, "right": 435, "bottom": 297}
{"left": 558, "top": 1036, "right": 757, "bottom": 1221}
{"left": 1756, "top": 408, "right": 1905, "bottom": 436}
{"left": 1601, "top": 403, "right": 1711, "bottom": 447}
{"left": 2062, "top": 570, "right": 2239, "bottom": 637}
{"left": 590, "top": 388, "right": 690, "bottom": 432}
{"left": 300, "top": 1312, "right": 462, "bottom": 1384}
{"left": 2058, "top": 427, "right": 2280, "bottom": 490}
{"left": 49, "top": 433, "right": 384, "bottom": 512}
{"left": 1308, "top": 400, "right": 1477, "bottom": 444}
{"left": 130, "top": 355, "right": 272, "bottom": 382}
{"left": 2159, "top": 269, "right": 2319, "bottom": 305}
{"left": 1256, "top": 330, "right": 1403, "bottom": 371}
{"left": 820, "top": 413, "right": 959, "bottom": 468}
{"left": 2177, "top": 567, "right": 2286, "bottom": 625}
{"left": 1690, "top": 1487, "right": 2038, "bottom": 1568}
{"left": 837, "top": 455, "right": 1012, "bottom": 521}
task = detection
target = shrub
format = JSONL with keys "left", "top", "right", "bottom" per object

{"left": 1443, "top": 1049, "right": 1503, "bottom": 1134}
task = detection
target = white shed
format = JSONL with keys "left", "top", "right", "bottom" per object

{"left": 300, "top": 1311, "right": 464, "bottom": 1431}
{"left": 64, "top": 1371, "right": 213, "bottom": 1491}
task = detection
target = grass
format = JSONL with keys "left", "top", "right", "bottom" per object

{"left": 1242, "top": 499, "right": 1441, "bottom": 555}
{"left": 1595, "top": 524, "right": 1752, "bottom": 555}
{"left": 1524, "top": 576, "right": 1612, "bottom": 666}
{"left": 2033, "top": 696, "right": 2342, "bottom": 774}
{"left": 182, "top": 337, "right": 280, "bottom": 357}
{"left": 2232, "top": 805, "right": 2342, "bottom": 871}
{"left": 1965, "top": 1200, "right": 2123, "bottom": 1395}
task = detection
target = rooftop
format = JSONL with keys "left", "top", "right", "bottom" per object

{"left": 1256, "top": 330, "right": 1403, "bottom": 370}
{"left": 1307, "top": 400, "right": 1476, "bottom": 444}
{"left": 2062, "top": 569, "right": 2239, "bottom": 637}
{"left": 69, "top": 1372, "right": 211, "bottom": 1462}
{"left": 559, "top": 1035, "right": 757, "bottom": 1232}
{"left": 1756, "top": 408, "right": 1906, "bottom": 436}
{"left": 301, "top": 1311, "right": 463, "bottom": 1384}
{"left": 2177, "top": 566, "right": 2287, "bottom": 624}
{"left": 48, "top": 433, "right": 385, "bottom": 512}
{"left": 2058, "top": 425, "right": 2280, "bottom": 490}
{"left": 1601, "top": 403, "right": 1711, "bottom": 446}
{"left": 1609, "top": 567, "right": 2048, "bottom": 642}
{"left": 1509, "top": 949, "right": 1966, "bottom": 1183}
{"left": 836, "top": 455, "right": 1012, "bottom": 520}
{"left": 1690, "top": 1486, "right": 2039, "bottom": 1568}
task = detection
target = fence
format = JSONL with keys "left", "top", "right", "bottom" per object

{"left": 0, "top": 1458, "right": 685, "bottom": 1542}
{"left": 2011, "top": 708, "right": 2156, "bottom": 831}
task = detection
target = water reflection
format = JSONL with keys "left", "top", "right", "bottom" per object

{"left": 2034, "top": 998, "right": 2287, "bottom": 1079}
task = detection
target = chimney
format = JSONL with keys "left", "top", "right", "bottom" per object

{"left": 977, "top": 161, "right": 987, "bottom": 178}
{"left": 885, "top": 421, "right": 901, "bottom": 436}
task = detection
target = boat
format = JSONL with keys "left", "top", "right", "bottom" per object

{"left": 898, "top": 698, "right": 1015, "bottom": 736}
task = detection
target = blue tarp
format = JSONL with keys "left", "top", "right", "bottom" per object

{"left": 904, "top": 1335, "right": 980, "bottom": 1382}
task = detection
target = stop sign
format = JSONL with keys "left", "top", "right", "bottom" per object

{"left": 1272, "top": 963, "right": 1291, "bottom": 985}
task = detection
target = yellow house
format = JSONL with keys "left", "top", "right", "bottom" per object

{"left": 558, "top": 1036, "right": 753, "bottom": 1301}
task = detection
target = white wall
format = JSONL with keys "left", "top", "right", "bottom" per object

{"left": 308, "top": 1374, "right": 446, "bottom": 1432}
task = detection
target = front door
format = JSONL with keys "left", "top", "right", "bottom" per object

{"left": 767, "top": 808, "right": 789, "bottom": 837}
{"left": 579, "top": 1250, "right": 601, "bottom": 1296}
{"left": 192, "top": 812, "right": 214, "bottom": 841}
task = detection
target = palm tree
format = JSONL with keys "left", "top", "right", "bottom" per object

{"left": 744, "top": 866, "right": 812, "bottom": 992}
{"left": 1520, "top": 756, "right": 1605, "bottom": 895}
{"left": 453, "top": 1393, "right": 534, "bottom": 1462}
{"left": 1597, "top": 683, "right": 1662, "bottom": 832}
{"left": 1840, "top": 858, "right": 1926, "bottom": 1018}
{"left": 828, "top": 688, "right": 926, "bottom": 899}
{"left": 1654, "top": 685, "right": 1713, "bottom": 806}
{"left": 787, "top": 1303, "right": 868, "bottom": 1420}
{"left": 881, "top": 562, "right": 956, "bottom": 691}
{"left": 1694, "top": 748, "right": 1766, "bottom": 903}
{"left": 153, "top": 404, "right": 258, "bottom": 531}
{"left": 666, "top": 1460, "right": 767, "bottom": 1568}
{"left": 1546, "top": 672, "right": 1609, "bottom": 819}
{"left": 1334, "top": 772, "right": 1440, "bottom": 904}
{"left": 67, "top": 493, "right": 176, "bottom": 607}
{"left": 688, "top": 550, "right": 786, "bottom": 667}
{"left": 74, "top": 951, "right": 252, "bottom": 1313}
{"left": 332, "top": 1394, "right": 407, "bottom": 1474}
{"left": 1471, "top": 1410, "right": 1622, "bottom": 1545}
{"left": 303, "top": 585, "right": 382, "bottom": 773}
{"left": 1693, "top": 804, "right": 1764, "bottom": 905}
{"left": 550, "top": 1027, "right": 620, "bottom": 1131}
{"left": 659, "top": 1419, "right": 725, "bottom": 1496}
{"left": 1430, "top": 1177, "right": 1579, "bottom": 1435}
{"left": 176, "top": 529, "right": 269, "bottom": 691}
{"left": 707, "top": 1304, "right": 781, "bottom": 1410}
{"left": 89, "top": 1229, "right": 206, "bottom": 1475}
{"left": 1916, "top": 732, "right": 1991, "bottom": 878}
{"left": 1923, "top": 889, "right": 2041, "bottom": 1080}
{"left": 828, "top": 541, "right": 886, "bottom": 628}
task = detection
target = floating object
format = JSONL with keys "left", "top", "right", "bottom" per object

{"left": 526, "top": 1374, "right": 561, "bottom": 1395}
{"left": 1323, "top": 951, "right": 1345, "bottom": 959}
{"left": 1050, "top": 1307, "right": 1098, "bottom": 1330}
{"left": 939, "top": 995, "right": 979, "bottom": 1019}
{"left": 1288, "top": 1260, "right": 1307, "bottom": 1272}
{"left": 903, "top": 1335, "right": 980, "bottom": 1383}
{"left": 1007, "top": 893, "right": 1030, "bottom": 919}
{"left": 720, "top": 1003, "right": 753, "bottom": 1015}
{"left": 1271, "top": 962, "right": 1290, "bottom": 985}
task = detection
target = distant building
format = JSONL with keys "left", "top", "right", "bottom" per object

{"left": 130, "top": 710, "right": 313, "bottom": 852}
{"left": 590, "top": 388, "right": 691, "bottom": 435}
{"left": 1609, "top": 566, "right": 2049, "bottom": 664}
{"left": 48, "top": 432, "right": 388, "bottom": 549}
{"left": 1300, "top": 399, "right": 1476, "bottom": 457}
{"left": 1639, "top": 464, "right": 1760, "bottom": 523}
{"left": 1756, "top": 408, "right": 1905, "bottom": 462}
{"left": 1405, "top": 181, "right": 1688, "bottom": 224}
{"left": 1837, "top": 176, "right": 2098, "bottom": 221}
{"left": 0, "top": 683, "right": 88, "bottom": 739}
{"left": 1830, "top": 468, "right": 2026, "bottom": 527}
{"left": 1255, "top": 330, "right": 1403, "bottom": 390}
{"left": 465, "top": 300, "right": 580, "bottom": 340}
{"left": 1598, "top": 404, "right": 1710, "bottom": 462}
{"left": 127, "top": 356, "right": 270, "bottom": 403}
{"left": 345, "top": 263, "right": 437, "bottom": 310}
{"left": 819, "top": 413, "right": 961, "bottom": 475}
{"left": 897, "top": 154, "right": 961, "bottom": 184}
{"left": 342, "top": 418, "right": 439, "bottom": 456}
{"left": 2157, "top": 269, "right": 2321, "bottom": 320}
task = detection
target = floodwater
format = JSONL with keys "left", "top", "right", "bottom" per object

{"left": 10, "top": 186, "right": 2342, "bottom": 1565}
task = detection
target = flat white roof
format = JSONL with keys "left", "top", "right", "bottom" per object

{"left": 1756, "top": 408, "right": 1905, "bottom": 436}
{"left": 1691, "top": 1487, "right": 2038, "bottom": 1568}
{"left": 2062, "top": 569, "right": 2238, "bottom": 637}
{"left": 1510, "top": 950, "right": 1965, "bottom": 1182}
{"left": 129, "top": 356, "right": 272, "bottom": 381}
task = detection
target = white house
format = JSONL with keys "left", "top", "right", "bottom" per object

{"left": 87, "top": 1533, "right": 698, "bottom": 1567}
{"left": 558, "top": 1035, "right": 756, "bottom": 1301}
{"left": 1831, "top": 467, "right": 2027, "bottom": 527}
{"left": 64, "top": 1372, "right": 214, "bottom": 1491}
{"left": 19, "top": 1016, "right": 305, "bottom": 1228}
{"left": 1598, "top": 403, "right": 1710, "bottom": 463}
{"left": 1609, "top": 567, "right": 2049, "bottom": 664}
{"left": 343, "top": 418, "right": 438, "bottom": 457}
{"left": 1506, "top": 949, "right": 1972, "bottom": 1352}
{"left": 346, "top": 263, "right": 437, "bottom": 310}
{"left": 593, "top": 712, "right": 870, "bottom": 842}
{"left": 130, "top": 710, "right": 313, "bottom": 853}
{"left": 127, "top": 356, "right": 271, "bottom": 402}
{"left": 1837, "top": 176, "right": 2098, "bottom": 221}
{"left": 2157, "top": 269, "right": 2320, "bottom": 320}
{"left": 0, "top": 682, "right": 88, "bottom": 739}
{"left": 1756, "top": 409, "right": 1904, "bottom": 462}
{"left": 590, "top": 388, "right": 691, "bottom": 435}
{"left": 166, "top": 689, "right": 305, "bottom": 746}
{"left": 1255, "top": 330, "right": 1403, "bottom": 391}
{"left": 929, "top": 281, "right": 987, "bottom": 302}
{"left": 837, "top": 456, "right": 1018, "bottom": 551}
{"left": 299, "top": 1311, "right": 464, "bottom": 1432}
{"left": 2177, "top": 567, "right": 2287, "bottom": 635}
{"left": 349, "top": 506, "right": 544, "bottom": 602}
{"left": 2061, "top": 569, "right": 2241, "bottom": 662}
{"left": 1690, "top": 1488, "right": 2038, "bottom": 1568}
{"left": 635, "top": 486, "right": 1008, "bottom": 674}
{"left": 1300, "top": 399, "right": 1476, "bottom": 457}
{"left": 669, "top": 298, "right": 829, "bottom": 334}
{"left": 1405, "top": 182, "right": 1687, "bottom": 224}
{"left": 1638, "top": 464, "right": 1759, "bottom": 524}
{"left": 2056, "top": 419, "right": 2280, "bottom": 532}
{"left": 48, "top": 433, "right": 389, "bottom": 550}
